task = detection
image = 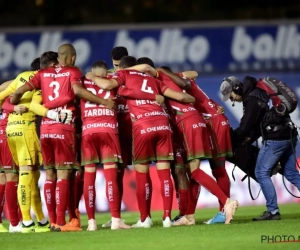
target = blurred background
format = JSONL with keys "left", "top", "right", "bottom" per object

{"left": 0, "top": 0, "right": 299, "bottom": 214}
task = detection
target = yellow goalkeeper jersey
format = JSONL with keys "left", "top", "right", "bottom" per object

{"left": 0, "top": 71, "right": 42, "bottom": 130}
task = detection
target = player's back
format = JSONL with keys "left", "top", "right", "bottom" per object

{"left": 158, "top": 72, "right": 198, "bottom": 122}
{"left": 187, "top": 79, "right": 219, "bottom": 115}
{"left": 8, "top": 71, "right": 38, "bottom": 129}
{"left": 81, "top": 77, "right": 118, "bottom": 135}
{"left": 37, "top": 66, "right": 81, "bottom": 131}
{"left": 117, "top": 70, "right": 168, "bottom": 122}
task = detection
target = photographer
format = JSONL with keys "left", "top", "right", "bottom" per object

{"left": 220, "top": 76, "right": 300, "bottom": 221}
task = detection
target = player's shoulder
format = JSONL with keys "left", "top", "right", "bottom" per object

{"left": 111, "top": 69, "right": 126, "bottom": 78}
{"left": 108, "top": 68, "right": 116, "bottom": 73}
{"left": 13, "top": 71, "right": 37, "bottom": 84}
{"left": 17, "top": 70, "right": 36, "bottom": 79}
{"left": 64, "top": 65, "right": 82, "bottom": 73}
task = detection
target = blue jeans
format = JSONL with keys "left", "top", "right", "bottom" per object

{"left": 255, "top": 136, "right": 300, "bottom": 214}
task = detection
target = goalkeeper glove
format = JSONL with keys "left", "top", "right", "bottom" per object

{"left": 46, "top": 109, "right": 73, "bottom": 124}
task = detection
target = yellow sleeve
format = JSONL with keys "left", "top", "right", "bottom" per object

{"left": 29, "top": 90, "right": 49, "bottom": 117}
{"left": 0, "top": 79, "right": 17, "bottom": 101}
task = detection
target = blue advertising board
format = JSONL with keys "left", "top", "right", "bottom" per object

{"left": 0, "top": 22, "right": 299, "bottom": 155}
{"left": 1, "top": 22, "right": 300, "bottom": 80}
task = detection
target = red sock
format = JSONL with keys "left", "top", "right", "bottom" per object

{"left": 117, "top": 168, "right": 124, "bottom": 209}
{"left": 147, "top": 172, "right": 152, "bottom": 218}
{"left": 212, "top": 167, "right": 230, "bottom": 211}
{"left": 44, "top": 180, "right": 57, "bottom": 224}
{"left": 84, "top": 171, "right": 96, "bottom": 220}
{"left": 56, "top": 179, "right": 69, "bottom": 226}
{"left": 186, "top": 180, "right": 200, "bottom": 214}
{"left": 75, "top": 171, "right": 84, "bottom": 209}
{"left": 178, "top": 189, "right": 188, "bottom": 215}
{"left": 5, "top": 182, "right": 19, "bottom": 226}
{"left": 157, "top": 169, "right": 173, "bottom": 219}
{"left": 0, "top": 184, "right": 5, "bottom": 223}
{"left": 136, "top": 171, "right": 151, "bottom": 222}
{"left": 104, "top": 168, "right": 120, "bottom": 218}
{"left": 191, "top": 169, "right": 228, "bottom": 206}
{"left": 192, "top": 180, "right": 201, "bottom": 202}
{"left": 68, "top": 176, "right": 76, "bottom": 221}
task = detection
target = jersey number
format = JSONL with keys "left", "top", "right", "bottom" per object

{"left": 85, "top": 88, "right": 111, "bottom": 108}
{"left": 49, "top": 81, "right": 60, "bottom": 101}
{"left": 141, "top": 79, "right": 154, "bottom": 94}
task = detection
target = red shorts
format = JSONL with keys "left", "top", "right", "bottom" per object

{"left": 0, "top": 135, "right": 17, "bottom": 172}
{"left": 119, "top": 121, "right": 132, "bottom": 166}
{"left": 177, "top": 114, "right": 212, "bottom": 161}
{"left": 206, "top": 114, "right": 233, "bottom": 158}
{"left": 40, "top": 128, "right": 76, "bottom": 170}
{"left": 81, "top": 132, "right": 122, "bottom": 165}
{"left": 132, "top": 117, "right": 174, "bottom": 164}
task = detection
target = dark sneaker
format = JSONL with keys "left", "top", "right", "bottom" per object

{"left": 252, "top": 211, "right": 281, "bottom": 221}
{"left": 171, "top": 214, "right": 183, "bottom": 223}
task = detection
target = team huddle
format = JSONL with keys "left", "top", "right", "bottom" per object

{"left": 0, "top": 44, "right": 239, "bottom": 233}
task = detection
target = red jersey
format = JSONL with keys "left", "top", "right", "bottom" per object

{"left": 158, "top": 72, "right": 198, "bottom": 123}
{"left": 185, "top": 78, "right": 220, "bottom": 116}
{"left": 26, "top": 66, "right": 82, "bottom": 131}
{"left": 113, "top": 70, "right": 168, "bottom": 122}
{"left": 80, "top": 77, "right": 118, "bottom": 136}
{"left": 0, "top": 108, "right": 8, "bottom": 135}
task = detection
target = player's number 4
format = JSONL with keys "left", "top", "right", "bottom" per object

{"left": 141, "top": 79, "right": 154, "bottom": 94}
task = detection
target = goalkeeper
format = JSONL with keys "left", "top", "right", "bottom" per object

{"left": 0, "top": 57, "right": 58, "bottom": 233}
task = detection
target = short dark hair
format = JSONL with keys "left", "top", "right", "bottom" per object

{"left": 30, "top": 57, "right": 41, "bottom": 71}
{"left": 137, "top": 57, "right": 155, "bottom": 68}
{"left": 40, "top": 51, "right": 58, "bottom": 69}
{"left": 119, "top": 56, "right": 137, "bottom": 69}
{"left": 111, "top": 46, "right": 128, "bottom": 60}
{"left": 160, "top": 65, "right": 172, "bottom": 72}
{"left": 92, "top": 60, "right": 108, "bottom": 70}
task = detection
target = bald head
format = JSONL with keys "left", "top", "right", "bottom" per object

{"left": 58, "top": 43, "right": 77, "bottom": 66}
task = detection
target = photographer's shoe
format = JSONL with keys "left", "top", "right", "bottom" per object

{"left": 252, "top": 211, "right": 281, "bottom": 221}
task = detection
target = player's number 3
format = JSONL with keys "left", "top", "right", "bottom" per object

{"left": 48, "top": 81, "right": 60, "bottom": 101}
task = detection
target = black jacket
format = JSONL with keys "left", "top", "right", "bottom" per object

{"left": 262, "top": 109, "right": 298, "bottom": 140}
{"left": 234, "top": 76, "right": 269, "bottom": 142}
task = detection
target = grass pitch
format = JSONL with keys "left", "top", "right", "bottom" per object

{"left": 1, "top": 203, "right": 299, "bottom": 250}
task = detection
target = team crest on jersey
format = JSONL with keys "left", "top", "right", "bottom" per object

{"left": 55, "top": 67, "right": 62, "bottom": 73}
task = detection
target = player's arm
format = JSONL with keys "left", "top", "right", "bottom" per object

{"left": 0, "top": 80, "right": 16, "bottom": 101}
{"left": 30, "top": 91, "right": 73, "bottom": 124}
{"left": 0, "top": 80, "right": 13, "bottom": 92}
{"left": 118, "top": 86, "right": 164, "bottom": 105}
{"left": 181, "top": 71, "right": 198, "bottom": 79}
{"left": 72, "top": 83, "right": 115, "bottom": 110}
{"left": 125, "top": 64, "right": 158, "bottom": 77}
{"left": 157, "top": 68, "right": 191, "bottom": 89}
{"left": 10, "top": 84, "right": 31, "bottom": 104}
{"left": 85, "top": 72, "right": 119, "bottom": 90}
{"left": 162, "top": 85, "right": 195, "bottom": 103}
{"left": 29, "top": 90, "right": 48, "bottom": 117}
{"left": 10, "top": 73, "right": 41, "bottom": 104}
{"left": 3, "top": 97, "right": 28, "bottom": 114}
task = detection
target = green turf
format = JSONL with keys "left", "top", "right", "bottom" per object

{"left": 0, "top": 203, "right": 299, "bottom": 250}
